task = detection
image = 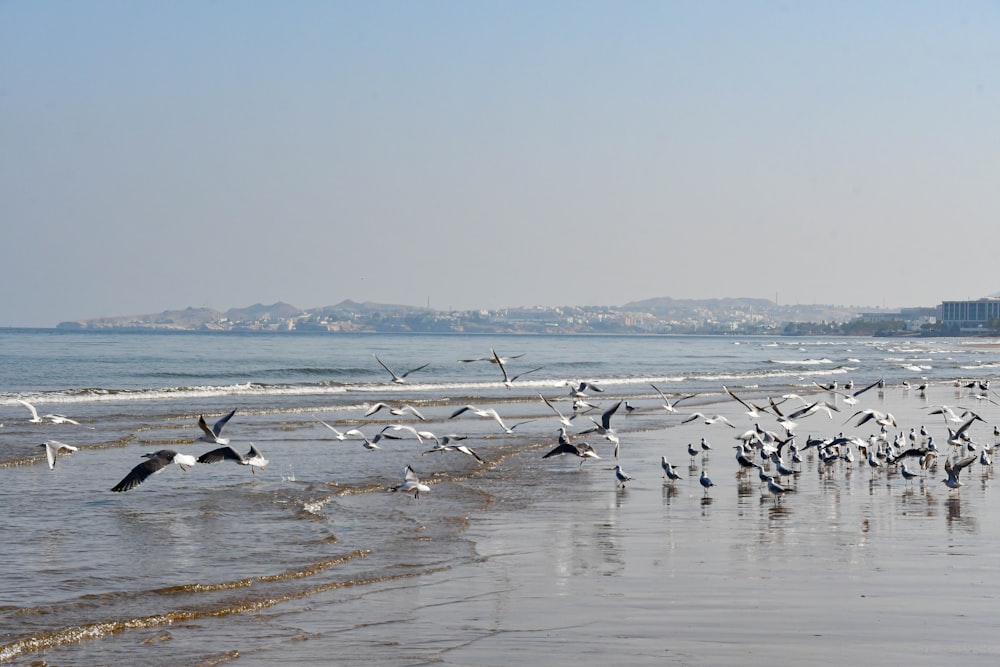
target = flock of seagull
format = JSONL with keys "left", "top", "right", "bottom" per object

{"left": 18, "top": 401, "right": 270, "bottom": 492}
{"left": 14, "top": 348, "right": 1000, "bottom": 502}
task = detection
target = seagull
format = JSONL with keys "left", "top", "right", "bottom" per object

{"left": 681, "top": 413, "right": 736, "bottom": 428}
{"left": 900, "top": 462, "right": 919, "bottom": 482}
{"left": 614, "top": 464, "right": 634, "bottom": 488}
{"left": 198, "top": 408, "right": 237, "bottom": 445}
{"left": 449, "top": 405, "right": 515, "bottom": 432}
{"left": 39, "top": 440, "right": 78, "bottom": 470}
{"left": 313, "top": 415, "right": 354, "bottom": 440}
{"left": 458, "top": 349, "right": 525, "bottom": 364}
{"left": 699, "top": 469, "right": 715, "bottom": 495}
{"left": 498, "top": 363, "right": 544, "bottom": 389}
{"left": 422, "top": 434, "right": 484, "bottom": 463}
{"left": 722, "top": 386, "right": 768, "bottom": 419}
{"left": 111, "top": 450, "right": 197, "bottom": 492}
{"left": 540, "top": 394, "right": 577, "bottom": 427}
{"left": 342, "top": 428, "right": 383, "bottom": 450}
{"left": 43, "top": 413, "right": 83, "bottom": 425}
{"left": 580, "top": 400, "right": 622, "bottom": 437}
{"left": 543, "top": 438, "right": 601, "bottom": 464}
{"left": 364, "top": 402, "right": 427, "bottom": 421}
{"left": 566, "top": 381, "right": 604, "bottom": 398}
{"left": 490, "top": 347, "right": 543, "bottom": 388}
{"left": 649, "top": 384, "right": 696, "bottom": 413}
{"left": 764, "top": 474, "right": 792, "bottom": 498}
{"left": 197, "top": 442, "right": 269, "bottom": 474}
{"left": 392, "top": 466, "right": 430, "bottom": 498}
{"left": 372, "top": 353, "right": 428, "bottom": 384}
{"left": 17, "top": 399, "right": 44, "bottom": 423}
{"left": 942, "top": 454, "right": 978, "bottom": 490}
{"left": 820, "top": 378, "right": 884, "bottom": 406}
{"left": 661, "top": 456, "right": 682, "bottom": 481}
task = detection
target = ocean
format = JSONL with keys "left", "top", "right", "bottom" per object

{"left": 2, "top": 330, "right": 1000, "bottom": 665}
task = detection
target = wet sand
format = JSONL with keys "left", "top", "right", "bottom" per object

{"left": 219, "top": 384, "right": 1000, "bottom": 666}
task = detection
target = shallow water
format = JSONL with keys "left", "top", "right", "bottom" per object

{"left": 1, "top": 331, "right": 999, "bottom": 664}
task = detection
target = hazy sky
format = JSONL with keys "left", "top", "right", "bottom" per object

{"left": 3, "top": 2, "right": 999, "bottom": 327}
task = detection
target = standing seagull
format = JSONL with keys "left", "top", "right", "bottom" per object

{"left": 197, "top": 443, "right": 269, "bottom": 474}
{"left": 198, "top": 408, "right": 237, "bottom": 445}
{"left": 614, "top": 464, "right": 634, "bottom": 488}
{"left": 111, "top": 450, "right": 197, "bottom": 492}
{"left": 39, "top": 440, "right": 78, "bottom": 470}
{"left": 699, "top": 469, "right": 715, "bottom": 495}
{"left": 372, "top": 353, "right": 428, "bottom": 384}
{"left": 661, "top": 456, "right": 683, "bottom": 481}
{"left": 392, "top": 466, "right": 430, "bottom": 498}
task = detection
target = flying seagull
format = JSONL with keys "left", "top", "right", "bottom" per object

{"left": 198, "top": 408, "right": 237, "bottom": 445}
{"left": 372, "top": 353, "right": 428, "bottom": 384}
{"left": 17, "top": 399, "right": 44, "bottom": 424}
{"left": 197, "top": 443, "right": 269, "bottom": 474}
{"left": 650, "top": 384, "right": 696, "bottom": 413}
{"left": 111, "top": 450, "right": 197, "bottom": 492}
{"left": 39, "top": 440, "right": 78, "bottom": 470}
{"left": 392, "top": 465, "right": 430, "bottom": 498}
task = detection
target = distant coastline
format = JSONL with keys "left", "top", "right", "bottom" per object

{"left": 54, "top": 298, "right": 946, "bottom": 337}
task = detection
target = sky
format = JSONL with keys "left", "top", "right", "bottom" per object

{"left": 2, "top": 1, "right": 999, "bottom": 327}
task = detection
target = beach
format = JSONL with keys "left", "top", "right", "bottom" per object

{"left": 2, "top": 332, "right": 1000, "bottom": 665}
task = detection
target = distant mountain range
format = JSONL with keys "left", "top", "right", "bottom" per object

{"left": 55, "top": 297, "right": 885, "bottom": 333}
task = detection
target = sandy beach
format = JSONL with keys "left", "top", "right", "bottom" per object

{"left": 217, "top": 383, "right": 1000, "bottom": 667}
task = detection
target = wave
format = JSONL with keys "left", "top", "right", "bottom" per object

{"left": 769, "top": 358, "right": 834, "bottom": 366}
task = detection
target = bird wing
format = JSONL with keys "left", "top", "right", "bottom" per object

{"left": 111, "top": 454, "right": 170, "bottom": 492}
{"left": 400, "top": 363, "right": 429, "bottom": 379}
{"left": 211, "top": 409, "right": 237, "bottom": 437}
{"left": 18, "top": 399, "right": 40, "bottom": 421}
{"left": 197, "top": 446, "right": 243, "bottom": 464}
{"left": 372, "top": 353, "right": 401, "bottom": 381}
{"left": 601, "top": 400, "right": 623, "bottom": 430}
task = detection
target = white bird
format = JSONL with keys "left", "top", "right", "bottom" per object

{"left": 111, "top": 450, "right": 197, "bottom": 492}
{"left": 566, "top": 381, "right": 604, "bottom": 398}
{"left": 942, "top": 454, "right": 977, "bottom": 489}
{"left": 314, "top": 415, "right": 353, "bottom": 440}
{"left": 900, "top": 463, "right": 919, "bottom": 482}
{"left": 764, "top": 475, "right": 792, "bottom": 498}
{"left": 17, "top": 399, "right": 44, "bottom": 423}
{"left": 681, "top": 413, "right": 736, "bottom": 428}
{"left": 458, "top": 349, "right": 525, "bottom": 364}
{"left": 364, "top": 402, "right": 427, "bottom": 421}
{"left": 43, "top": 413, "right": 83, "bottom": 425}
{"left": 392, "top": 466, "right": 430, "bottom": 498}
{"left": 372, "top": 353, "right": 428, "bottom": 384}
{"left": 421, "top": 431, "right": 486, "bottom": 463}
{"left": 39, "top": 440, "right": 78, "bottom": 470}
{"left": 699, "top": 469, "right": 715, "bottom": 494}
{"left": 614, "top": 464, "right": 634, "bottom": 488}
{"left": 540, "top": 394, "right": 577, "bottom": 427}
{"left": 198, "top": 408, "right": 237, "bottom": 445}
{"left": 661, "top": 456, "right": 682, "bottom": 481}
{"left": 649, "top": 384, "right": 696, "bottom": 413}
{"left": 722, "top": 385, "right": 768, "bottom": 419}
{"left": 449, "top": 405, "right": 517, "bottom": 433}
{"left": 197, "top": 443, "right": 269, "bottom": 474}
{"left": 491, "top": 347, "right": 543, "bottom": 388}
{"left": 543, "top": 430, "right": 601, "bottom": 465}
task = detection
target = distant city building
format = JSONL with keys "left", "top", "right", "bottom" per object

{"left": 939, "top": 298, "right": 1000, "bottom": 330}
